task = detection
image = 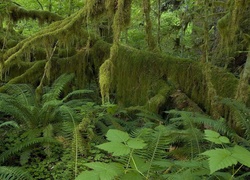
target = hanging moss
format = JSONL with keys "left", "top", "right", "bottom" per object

{"left": 216, "top": 0, "right": 249, "bottom": 67}
{"left": 85, "top": 0, "right": 106, "bottom": 20}
{"left": 105, "top": 0, "right": 116, "bottom": 18}
{"left": 98, "top": 0, "right": 132, "bottom": 104}
{"left": 2, "top": 0, "right": 250, "bottom": 125}
{"left": 235, "top": 45, "right": 250, "bottom": 103}
{"left": 1, "top": 7, "right": 88, "bottom": 80}
{"left": 99, "top": 59, "right": 113, "bottom": 104}
{"left": 0, "top": 60, "right": 45, "bottom": 92}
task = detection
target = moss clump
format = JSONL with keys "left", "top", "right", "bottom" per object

{"left": 145, "top": 80, "right": 173, "bottom": 113}
{"left": 98, "top": 0, "right": 132, "bottom": 104}
{"left": 99, "top": 59, "right": 113, "bottom": 104}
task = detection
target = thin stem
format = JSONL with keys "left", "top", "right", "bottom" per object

{"left": 131, "top": 155, "right": 146, "bottom": 178}
{"left": 231, "top": 164, "right": 243, "bottom": 179}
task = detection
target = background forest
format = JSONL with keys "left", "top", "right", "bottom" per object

{"left": 1, "top": 0, "right": 250, "bottom": 179}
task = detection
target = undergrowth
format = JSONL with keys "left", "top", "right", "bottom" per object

{"left": 1, "top": 75, "right": 250, "bottom": 179}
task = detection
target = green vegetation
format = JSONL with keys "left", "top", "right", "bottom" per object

{"left": 1, "top": 0, "right": 250, "bottom": 179}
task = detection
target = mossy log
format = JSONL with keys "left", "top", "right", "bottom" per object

{"left": 1, "top": 34, "right": 248, "bottom": 118}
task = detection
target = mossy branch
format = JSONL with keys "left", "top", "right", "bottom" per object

{"left": 8, "top": 5, "right": 63, "bottom": 24}
{"left": 2, "top": 8, "right": 87, "bottom": 70}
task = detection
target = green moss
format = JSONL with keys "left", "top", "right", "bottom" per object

{"left": 8, "top": 5, "right": 63, "bottom": 24}
{"left": 99, "top": 59, "right": 113, "bottom": 104}
{"left": 142, "top": 0, "right": 156, "bottom": 51}
{"left": 144, "top": 80, "right": 173, "bottom": 113}
{"left": 215, "top": 1, "right": 249, "bottom": 66}
{"left": 2, "top": 0, "right": 250, "bottom": 124}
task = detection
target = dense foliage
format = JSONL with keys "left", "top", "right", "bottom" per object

{"left": 0, "top": 0, "right": 250, "bottom": 179}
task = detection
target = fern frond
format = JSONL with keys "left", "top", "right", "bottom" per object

{"left": 38, "top": 100, "right": 62, "bottom": 126}
{"left": 0, "top": 93, "right": 35, "bottom": 128}
{"left": 168, "top": 110, "right": 238, "bottom": 143}
{"left": 163, "top": 168, "right": 203, "bottom": 180}
{"left": 4, "top": 84, "right": 36, "bottom": 107}
{"left": 0, "top": 121, "right": 19, "bottom": 128}
{"left": 237, "top": 171, "right": 250, "bottom": 179}
{"left": 133, "top": 125, "right": 172, "bottom": 175}
{"left": 0, "top": 137, "right": 59, "bottom": 164}
{"left": 59, "top": 105, "right": 82, "bottom": 123}
{"left": 163, "top": 158, "right": 210, "bottom": 179}
{"left": 43, "top": 124, "right": 54, "bottom": 138}
{"left": 64, "top": 99, "right": 95, "bottom": 110}
{"left": 60, "top": 120, "right": 75, "bottom": 139}
{"left": 136, "top": 110, "right": 164, "bottom": 124}
{"left": 0, "top": 166, "right": 32, "bottom": 180}
{"left": 72, "top": 127, "right": 85, "bottom": 156}
{"left": 62, "top": 89, "right": 94, "bottom": 102}
{"left": 42, "top": 73, "right": 74, "bottom": 102}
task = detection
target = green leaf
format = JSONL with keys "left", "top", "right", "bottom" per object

{"left": 106, "top": 129, "right": 130, "bottom": 143}
{"left": 96, "top": 142, "right": 130, "bottom": 156}
{"left": 127, "top": 138, "right": 146, "bottom": 149}
{"left": 83, "top": 162, "right": 124, "bottom": 180}
{"left": 204, "top": 130, "right": 220, "bottom": 138}
{"left": 131, "top": 155, "right": 150, "bottom": 173}
{"left": 121, "top": 171, "right": 144, "bottom": 180}
{"left": 75, "top": 171, "right": 99, "bottom": 180}
{"left": 152, "top": 160, "right": 174, "bottom": 168}
{"left": 20, "top": 150, "right": 31, "bottom": 165}
{"left": 213, "top": 172, "right": 233, "bottom": 180}
{"left": 231, "top": 145, "right": 250, "bottom": 167}
{"left": 204, "top": 130, "right": 230, "bottom": 144}
{"left": 218, "top": 136, "right": 230, "bottom": 144}
{"left": 202, "top": 148, "right": 237, "bottom": 174}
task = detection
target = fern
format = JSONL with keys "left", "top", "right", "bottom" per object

{"left": 62, "top": 89, "right": 94, "bottom": 102}
{"left": 0, "top": 137, "right": 59, "bottom": 164}
{"left": 221, "top": 98, "right": 250, "bottom": 140}
{"left": 0, "top": 121, "right": 19, "bottom": 128}
{"left": 42, "top": 73, "right": 74, "bottom": 102}
{"left": 0, "top": 166, "right": 32, "bottom": 180}
{"left": 136, "top": 110, "right": 164, "bottom": 124}
{"left": 130, "top": 125, "right": 172, "bottom": 178}
{"left": 59, "top": 105, "right": 84, "bottom": 178}
{"left": 0, "top": 93, "right": 35, "bottom": 128}
{"left": 237, "top": 171, "right": 250, "bottom": 179}
{"left": 4, "top": 84, "right": 36, "bottom": 107}
{"left": 77, "top": 126, "right": 175, "bottom": 179}
{"left": 1, "top": 74, "right": 97, "bottom": 179}
{"left": 165, "top": 110, "right": 207, "bottom": 157}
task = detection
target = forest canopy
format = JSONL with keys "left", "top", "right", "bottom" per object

{"left": 0, "top": 0, "right": 250, "bottom": 179}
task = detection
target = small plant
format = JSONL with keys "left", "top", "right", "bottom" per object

{"left": 0, "top": 73, "right": 95, "bottom": 178}
{"left": 76, "top": 129, "right": 147, "bottom": 180}
{"left": 202, "top": 130, "right": 250, "bottom": 177}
